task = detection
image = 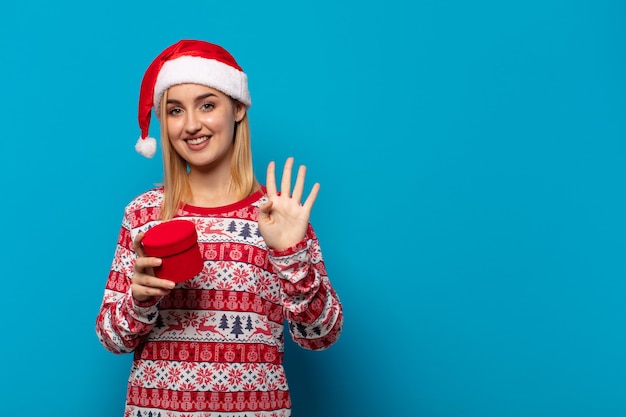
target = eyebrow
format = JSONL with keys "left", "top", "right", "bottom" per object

{"left": 166, "top": 93, "right": 218, "bottom": 105}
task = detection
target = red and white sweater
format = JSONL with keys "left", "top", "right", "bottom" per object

{"left": 96, "top": 187, "right": 343, "bottom": 417}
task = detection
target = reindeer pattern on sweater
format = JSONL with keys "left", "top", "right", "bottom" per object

{"left": 96, "top": 187, "right": 343, "bottom": 417}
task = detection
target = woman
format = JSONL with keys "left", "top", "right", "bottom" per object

{"left": 95, "top": 39, "right": 343, "bottom": 417}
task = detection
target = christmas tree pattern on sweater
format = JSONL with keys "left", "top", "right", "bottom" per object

{"left": 96, "top": 188, "right": 343, "bottom": 417}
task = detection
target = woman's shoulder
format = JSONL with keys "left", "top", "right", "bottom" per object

{"left": 123, "top": 187, "right": 164, "bottom": 216}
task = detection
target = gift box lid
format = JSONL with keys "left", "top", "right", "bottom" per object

{"left": 142, "top": 220, "right": 199, "bottom": 258}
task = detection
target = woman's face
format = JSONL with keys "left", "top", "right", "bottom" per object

{"left": 165, "top": 83, "right": 245, "bottom": 170}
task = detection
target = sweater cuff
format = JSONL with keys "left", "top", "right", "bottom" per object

{"left": 268, "top": 236, "right": 308, "bottom": 258}
{"left": 127, "top": 288, "right": 160, "bottom": 324}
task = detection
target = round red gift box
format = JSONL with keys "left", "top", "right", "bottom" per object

{"left": 141, "top": 220, "right": 204, "bottom": 283}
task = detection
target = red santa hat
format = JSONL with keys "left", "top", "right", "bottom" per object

{"left": 135, "top": 39, "right": 251, "bottom": 158}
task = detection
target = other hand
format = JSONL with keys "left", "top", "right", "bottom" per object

{"left": 131, "top": 232, "right": 176, "bottom": 302}
{"left": 258, "top": 157, "right": 320, "bottom": 250}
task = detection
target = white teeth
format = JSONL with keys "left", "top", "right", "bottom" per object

{"left": 188, "top": 136, "right": 209, "bottom": 145}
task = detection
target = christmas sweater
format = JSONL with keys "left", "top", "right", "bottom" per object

{"left": 95, "top": 187, "right": 343, "bottom": 417}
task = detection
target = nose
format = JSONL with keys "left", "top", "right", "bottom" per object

{"left": 184, "top": 111, "right": 202, "bottom": 134}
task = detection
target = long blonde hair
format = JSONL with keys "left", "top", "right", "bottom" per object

{"left": 158, "top": 89, "right": 259, "bottom": 220}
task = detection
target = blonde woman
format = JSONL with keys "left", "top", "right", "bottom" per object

{"left": 95, "top": 39, "right": 343, "bottom": 417}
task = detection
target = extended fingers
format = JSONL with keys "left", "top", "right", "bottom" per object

{"left": 265, "top": 161, "right": 277, "bottom": 197}
{"left": 280, "top": 157, "right": 294, "bottom": 197}
{"left": 303, "top": 182, "right": 320, "bottom": 209}
{"left": 267, "top": 157, "right": 316, "bottom": 205}
{"left": 291, "top": 164, "right": 306, "bottom": 203}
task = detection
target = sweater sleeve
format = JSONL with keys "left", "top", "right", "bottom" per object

{"left": 95, "top": 215, "right": 160, "bottom": 354}
{"left": 268, "top": 224, "right": 344, "bottom": 351}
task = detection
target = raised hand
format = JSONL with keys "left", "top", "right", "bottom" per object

{"left": 258, "top": 157, "right": 320, "bottom": 250}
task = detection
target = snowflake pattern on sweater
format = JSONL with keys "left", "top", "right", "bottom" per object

{"left": 96, "top": 188, "right": 343, "bottom": 417}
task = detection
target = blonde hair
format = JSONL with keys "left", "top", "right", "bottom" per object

{"left": 158, "top": 89, "right": 259, "bottom": 220}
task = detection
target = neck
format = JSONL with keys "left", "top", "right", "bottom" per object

{"left": 186, "top": 166, "right": 238, "bottom": 208}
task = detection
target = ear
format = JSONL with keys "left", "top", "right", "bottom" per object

{"left": 234, "top": 101, "right": 246, "bottom": 122}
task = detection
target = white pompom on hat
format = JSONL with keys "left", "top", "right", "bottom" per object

{"left": 135, "top": 39, "right": 251, "bottom": 158}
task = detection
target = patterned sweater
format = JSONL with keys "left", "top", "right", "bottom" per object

{"left": 95, "top": 187, "right": 343, "bottom": 417}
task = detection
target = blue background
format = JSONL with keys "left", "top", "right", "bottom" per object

{"left": 1, "top": 1, "right": 624, "bottom": 416}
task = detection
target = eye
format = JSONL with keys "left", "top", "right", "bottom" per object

{"left": 201, "top": 102, "right": 215, "bottom": 111}
{"left": 167, "top": 106, "right": 183, "bottom": 116}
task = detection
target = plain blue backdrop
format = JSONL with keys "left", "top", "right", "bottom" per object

{"left": 1, "top": 1, "right": 624, "bottom": 416}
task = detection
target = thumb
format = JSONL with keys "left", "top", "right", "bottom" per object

{"left": 133, "top": 232, "right": 147, "bottom": 257}
{"left": 259, "top": 200, "right": 273, "bottom": 217}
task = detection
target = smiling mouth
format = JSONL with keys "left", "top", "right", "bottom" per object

{"left": 186, "top": 136, "right": 210, "bottom": 145}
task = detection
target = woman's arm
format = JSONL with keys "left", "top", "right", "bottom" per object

{"left": 270, "top": 225, "right": 343, "bottom": 350}
{"left": 95, "top": 221, "right": 161, "bottom": 354}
